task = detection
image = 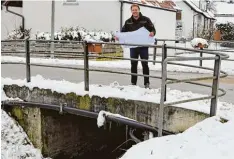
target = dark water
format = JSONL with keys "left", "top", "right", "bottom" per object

{"left": 42, "top": 111, "right": 146, "bottom": 159}
{"left": 53, "top": 119, "right": 142, "bottom": 159}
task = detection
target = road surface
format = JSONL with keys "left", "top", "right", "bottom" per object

{"left": 2, "top": 64, "right": 234, "bottom": 103}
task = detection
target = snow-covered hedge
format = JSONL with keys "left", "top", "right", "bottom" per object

{"left": 7, "top": 26, "right": 31, "bottom": 40}
{"left": 216, "top": 22, "right": 234, "bottom": 48}
{"left": 36, "top": 27, "right": 115, "bottom": 42}
{"left": 191, "top": 38, "right": 209, "bottom": 49}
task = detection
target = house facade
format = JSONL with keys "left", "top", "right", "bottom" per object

{"left": 1, "top": 0, "right": 179, "bottom": 41}
{"left": 175, "top": 0, "right": 215, "bottom": 39}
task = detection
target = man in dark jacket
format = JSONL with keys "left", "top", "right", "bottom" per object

{"left": 121, "top": 4, "right": 156, "bottom": 88}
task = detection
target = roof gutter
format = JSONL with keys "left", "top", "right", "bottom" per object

{"left": 2, "top": 1, "right": 25, "bottom": 38}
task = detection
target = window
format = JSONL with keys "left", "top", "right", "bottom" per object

{"left": 63, "top": 0, "right": 79, "bottom": 5}
{"left": 176, "top": 11, "right": 182, "bottom": 20}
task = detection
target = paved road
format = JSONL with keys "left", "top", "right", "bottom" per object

{"left": 2, "top": 64, "right": 234, "bottom": 103}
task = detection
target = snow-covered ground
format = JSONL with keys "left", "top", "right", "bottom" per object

{"left": 1, "top": 87, "right": 48, "bottom": 159}
{"left": 2, "top": 75, "right": 234, "bottom": 120}
{"left": 121, "top": 116, "right": 234, "bottom": 159}
{"left": 1, "top": 75, "right": 234, "bottom": 159}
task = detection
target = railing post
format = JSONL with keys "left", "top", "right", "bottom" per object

{"left": 162, "top": 43, "right": 167, "bottom": 101}
{"left": 84, "top": 41, "right": 89, "bottom": 91}
{"left": 153, "top": 39, "right": 157, "bottom": 65}
{"left": 199, "top": 48, "right": 203, "bottom": 67}
{"left": 158, "top": 53, "right": 167, "bottom": 137}
{"left": 25, "top": 38, "right": 31, "bottom": 82}
{"left": 210, "top": 55, "right": 221, "bottom": 116}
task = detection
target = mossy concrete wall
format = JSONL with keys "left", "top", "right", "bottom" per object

{"left": 3, "top": 84, "right": 209, "bottom": 133}
{"left": 3, "top": 84, "right": 209, "bottom": 156}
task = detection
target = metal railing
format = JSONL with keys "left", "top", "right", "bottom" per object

{"left": 155, "top": 38, "right": 234, "bottom": 64}
{"left": 1, "top": 38, "right": 229, "bottom": 137}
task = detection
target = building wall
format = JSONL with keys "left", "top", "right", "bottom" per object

{"left": 23, "top": 1, "right": 120, "bottom": 36}
{"left": 176, "top": 1, "right": 194, "bottom": 38}
{"left": 1, "top": 7, "right": 23, "bottom": 39}
{"left": 22, "top": 1, "right": 176, "bottom": 40}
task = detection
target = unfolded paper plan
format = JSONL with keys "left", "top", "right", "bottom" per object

{"left": 115, "top": 27, "right": 155, "bottom": 48}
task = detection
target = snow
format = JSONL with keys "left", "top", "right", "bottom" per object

{"left": 1, "top": 75, "right": 234, "bottom": 120}
{"left": 184, "top": 0, "right": 215, "bottom": 19}
{"left": 1, "top": 86, "right": 48, "bottom": 159}
{"left": 191, "top": 38, "right": 209, "bottom": 48}
{"left": 121, "top": 116, "right": 234, "bottom": 159}
{"left": 215, "top": 17, "right": 234, "bottom": 24}
{"left": 35, "top": 27, "right": 114, "bottom": 42}
{"left": 97, "top": 110, "right": 135, "bottom": 128}
{"left": 215, "top": 2, "right": 234, "bottom": 14}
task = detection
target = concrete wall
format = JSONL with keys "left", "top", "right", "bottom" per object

{"left": 1, "top": 7, "right": 23, "bottom": 39}
{"left": 3, "top": 84, "right": 209, "bottom": 133}
{"left": 3, "top": 84, "right": 210, "bottom": 157}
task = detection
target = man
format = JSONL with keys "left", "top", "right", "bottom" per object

{"left": 120, "top": 4, "right": 156, "bottom": 88}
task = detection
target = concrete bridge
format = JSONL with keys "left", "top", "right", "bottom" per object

{"left": 2, "top": 84, "right": 209, "bottom": 158}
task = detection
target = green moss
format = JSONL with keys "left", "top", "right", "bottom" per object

{"left": 79, "top": 95, "right": 91, "bottom": 110}
{"left": 11, "top": 106, "right": 25, "bottom": 127}
{"left": 95, "top": 52, "right": 123, "bottom": 61}
{"left": 66, "top": 92, "right": 77, "bottom": 99}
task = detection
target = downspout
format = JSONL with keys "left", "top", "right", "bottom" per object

{"left": 193, "top": 13, "right": 199, "bottom": 38}
{"left": 5, "top": 5, "right": 25, "bottom": 39}
{"left": 120, "top": 0, "right": 123, "bottom": 31}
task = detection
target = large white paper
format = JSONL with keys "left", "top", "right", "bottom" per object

{"left": 115, "top": 27, "right": 155, "bottom": 48}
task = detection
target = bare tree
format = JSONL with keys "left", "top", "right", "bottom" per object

{"left": 207, "top": 0, "right": 217, "bottom": 13}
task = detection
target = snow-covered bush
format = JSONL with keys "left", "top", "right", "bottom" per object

{"left": 216, "top": 22, "right": 234, "bottom": 41}
{"left": 35, "top": 26, "right": 115, "bottom": 42}
{"left": 7, "top": 26, "right": 31, "bottom": 40}
{"left": 216, "top": 22, "right": 234, "bottom": 48}
{"left": 191, "top": 38, "right": 209, "bottom": 49}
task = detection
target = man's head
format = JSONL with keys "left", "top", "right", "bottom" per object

{"left": 131, "top": 4, "right": 140, "bottom": 18}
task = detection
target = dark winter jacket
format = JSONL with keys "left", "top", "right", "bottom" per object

{"left": 121, "top": 12, "right": 156, "bottom": 35}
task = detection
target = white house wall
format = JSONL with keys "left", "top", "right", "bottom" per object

{"left": 176, "top": 1, "right": 194, "bottom": 38}
{"left": 23, "top": 1, "right": 120, "bottom": 35}
{"left": 1, "top": 7, "right": 23, "bottom": 39}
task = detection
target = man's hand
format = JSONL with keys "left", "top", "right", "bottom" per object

{"left": 149, "top": 32, "right": 155, "bottom": 37}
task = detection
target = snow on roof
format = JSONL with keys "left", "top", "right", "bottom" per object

{"left": 183, "top": 0, "right": 215, "bottom": 19}
{"left": 215, "top": 1, "right": 234, "bottom": 14}
{"left": 124, "top": 0, "right": 181, "bottom": 11}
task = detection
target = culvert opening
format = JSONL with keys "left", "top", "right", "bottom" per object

{"left": 2, "top": 101, "right": 174, "bottom": 159}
